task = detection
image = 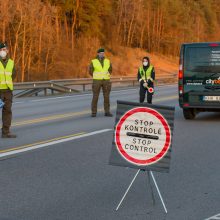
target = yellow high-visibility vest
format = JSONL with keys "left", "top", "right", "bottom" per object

{"left": 0, "top": 59, "right": 14, "bottom": 90}
{"left": 92, "top": 58, "right": 111, "bottom": 80}
{"left": 139, "top": 65, "right": 154, "bottom": 81}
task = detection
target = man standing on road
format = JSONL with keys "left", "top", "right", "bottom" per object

{"left": 89, "top": 48, "right": 113, "bottom": 117}
{"left": 0, "top": 42, "right": 17, "bottom": 138}
{"left": 137, "top": 56, "right": 155, "bottom": 104}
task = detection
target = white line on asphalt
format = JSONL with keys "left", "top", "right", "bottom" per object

{"left": 204, "top": 213, "right": 220, "bottom": 220}
{"left": 13, "top": 84, "right": 176, "bottom": 104}
{"left": 0, "top": 129, "right": 112, "bottom": 158}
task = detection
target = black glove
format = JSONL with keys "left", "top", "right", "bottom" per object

{"left": 147, "top": 79, "right": 154, "bottom": 87}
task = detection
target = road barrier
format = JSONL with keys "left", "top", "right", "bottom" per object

{"left": 14, "top": 73, "right": 177, "bottom": 98}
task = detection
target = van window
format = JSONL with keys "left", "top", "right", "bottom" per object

{"left": 185, "top": 47, "right": 220, "bottom": 73}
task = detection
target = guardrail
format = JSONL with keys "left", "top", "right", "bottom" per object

{"left": 13, "top": 73, "right": 177, "bottom": 98}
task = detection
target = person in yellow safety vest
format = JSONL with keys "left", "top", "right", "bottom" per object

{"left": 0, "top": 42, "right": 17, "bottom": 138}
{"left": 137, "top": 56, "right": 155, "bottom": 104}
{"left": 89, "top": 48, "right": 113, "bottom": 117}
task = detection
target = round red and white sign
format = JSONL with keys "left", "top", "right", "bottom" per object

{"left": 115, "top": 107, "right": 171, "bottom": 166}
{"left": 148, "top": 87, "right": 154, "bottom": 93}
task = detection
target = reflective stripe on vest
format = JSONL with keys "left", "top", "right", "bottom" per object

{"left": 0, "top": 59, "right": 14, "bottom": 90}
{"left": 92, "top": 58, "right": 110, "bottom": 80}
{"left": 139, "top": 65, "right": 154, "bottom": 81}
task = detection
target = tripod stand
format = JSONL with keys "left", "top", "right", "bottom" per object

{"left": 116, "top": 169, "right": 168, "bottom": 214}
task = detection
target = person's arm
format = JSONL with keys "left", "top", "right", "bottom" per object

{"left": 151, "top": 68, "right": 155, "bottom": 80}
{"left": 137, "top": 69, "right": 141, "bottom": 81}
{"left": 12, "top": 66, "right": 16, "bottom": 80}
{"left": 109, "top": 63, "right": 112, "bottom": 74}
{"left": 147, "top": 68, "right": 155, "bottom": 87}
{"left": 89, "top": 62, "right": 94, "bottom": 77}
{"left": 138, "top": 69, "right": 145, "bottom": 86}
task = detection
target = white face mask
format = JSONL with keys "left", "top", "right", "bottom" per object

{"left": 0, "top": 50, "right": 7, "bottom": 58}
{"left": 143, "top": 61, "right": 148, "bottom": 66}
{"left": 98, "top": 53, "right": 104, "bottom": 59}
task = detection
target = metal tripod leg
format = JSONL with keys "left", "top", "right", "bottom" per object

{"left": 115, "top": 169, "right": 140, "bottom": 211}
{"left": 146, "top": 171, "right": 155, "bottom": 206}
{"left": 150, "top": 171, "right": 168, "bottom": 213}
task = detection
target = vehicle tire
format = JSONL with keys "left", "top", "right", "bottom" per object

{"left": 183, "top": 108, "right": 196, "bottom": 120}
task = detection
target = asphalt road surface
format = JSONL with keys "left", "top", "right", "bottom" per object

{"left": 0, "top": 84, "right": 220, "bottom": 220}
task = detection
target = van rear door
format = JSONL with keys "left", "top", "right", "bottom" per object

{"left": 183, "top": 44, "right": 220, "bottom": 107}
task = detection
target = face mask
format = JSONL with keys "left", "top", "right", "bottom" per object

{"left": 143, "top": 61, "right": 148, "bottom": 66}
{"left": 98, "top": 53, "right": 104, "bottom": 59}
{"left": 0, "top": 50, "right": 7, "bottom": 58}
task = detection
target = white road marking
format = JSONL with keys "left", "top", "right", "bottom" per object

{"left": 0, "top": 129, "right": 112, "bottom": 158}
{"left": 204, "top": 213, "right": 220, "bottom": 220}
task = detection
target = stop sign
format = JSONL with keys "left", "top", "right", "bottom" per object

{"left": 115, "top": 107, "right": 171, "bottom": 166}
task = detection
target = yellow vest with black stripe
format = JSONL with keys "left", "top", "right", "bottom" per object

{"left": 92, "top": 58, "right": 110, "bottom": 80}
{"left": 139, "top": 65, "right": 154, "bottom": 81}
{"left": 0, "top": 59, "right": 14, "bottom": 90}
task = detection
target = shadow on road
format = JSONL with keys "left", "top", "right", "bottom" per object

{"left": 194, "top": 112, "right": 220, "bottom": 121}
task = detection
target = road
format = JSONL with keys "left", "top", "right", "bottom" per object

{"left": 0, "top": 84, "right": 220, "bottom": 220}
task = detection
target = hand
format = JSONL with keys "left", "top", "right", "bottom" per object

{"left": 143, "top": 83, "right": 148, "bottom": 88}
{"left": 0, "top": 99, "right": 4, "bottom": 108}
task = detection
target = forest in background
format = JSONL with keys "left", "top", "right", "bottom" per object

{"left": 0, "top": 0, "right": 220, "bottom": 82}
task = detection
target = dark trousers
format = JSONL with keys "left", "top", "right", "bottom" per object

{"left": 139, "top": 85, "right": 153, "bottom": 104}
{"left": 91, "top": 80, "right": 111, "bottom": 114}
{"left": 0, "top": 90, "right": 13, "bottom": 134}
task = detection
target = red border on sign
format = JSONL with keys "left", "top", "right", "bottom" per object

{"left": 115, "top": 107, "right": 171, "bottom": 165}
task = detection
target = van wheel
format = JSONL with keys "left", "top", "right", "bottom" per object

{"left": 183, "top": 109, "right": 196, "bottom": 120}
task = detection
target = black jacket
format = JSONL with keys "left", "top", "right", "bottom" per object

{"left": 137, "top": 57, "right": 155, "bottom": 82}
{"left": 137, "top": 66, "right": 155, "bottom": 81}
{"left": 137, "top": 65, "right": 155, "bottom": 88}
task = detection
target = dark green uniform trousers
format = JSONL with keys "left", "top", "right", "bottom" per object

{"left": 91, "top": 79, "right": 111, "bottom": 114}
{"left": 0, "top": 90, "right": 13, "bottom": 135}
